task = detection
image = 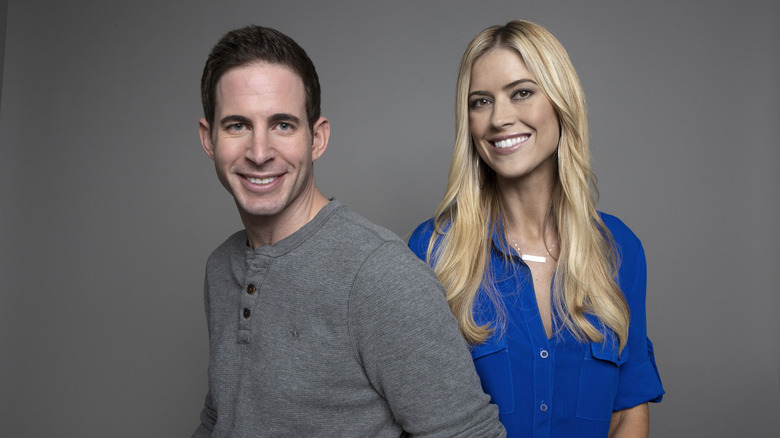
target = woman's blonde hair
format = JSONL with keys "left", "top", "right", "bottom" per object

{"left": 427, "top": 20, "right": 630, "bottom": 350}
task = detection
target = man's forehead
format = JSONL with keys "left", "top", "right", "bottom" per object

{"left": 219, "top": 62, "right": 303, "bottom": 91}
{"left": 214, "top": 63, "right": 306, "bottom": 114}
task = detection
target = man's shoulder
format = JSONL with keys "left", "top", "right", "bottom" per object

{"left": 206, "top": 229, "right": 247, "bottom": 266}
{"left": 323, "top": 203, "right": 435, "bottom": 279}
{"left": 325, "top": 202, "right": 403, "bottom": 248}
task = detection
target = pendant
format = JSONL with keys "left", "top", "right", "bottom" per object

{"left": 521, "top": 253, "right": 547, "bottom": 263}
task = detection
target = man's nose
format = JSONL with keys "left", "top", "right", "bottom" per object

{"left": 246, "top": 131, "right": 274, "bottom": 164}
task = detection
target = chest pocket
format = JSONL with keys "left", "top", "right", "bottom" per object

{"left": 471, "top": 336, "right": 514, "bottom": 414}
{"left": 576, "top": 338, "right": 626, "bottom": 420}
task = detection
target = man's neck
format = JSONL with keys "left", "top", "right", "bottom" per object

{"left": 241, "top": 190, "right": 330, "bottom": 249}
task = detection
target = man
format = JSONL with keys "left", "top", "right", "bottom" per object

{"left": 192, "top": 25, "right": 505, "bottom": 438}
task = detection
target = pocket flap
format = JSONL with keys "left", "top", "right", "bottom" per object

{"left": 470, "top": 335, "right": 508, "bottom": 360}
{"left": 589, "top": 336, "right": 627, "bottom": 366}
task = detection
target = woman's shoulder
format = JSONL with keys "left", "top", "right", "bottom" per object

{"left": 410, "top": 218, "right": 436, "bottom": 237}
{"left": 598, "top": 211, "right": 646, "bottom": 279}
{"left": 407, "top": 218, "right": 438, "bottom": 261}
{"left": 598, "top": 212, "right": 643, "bottom": 250}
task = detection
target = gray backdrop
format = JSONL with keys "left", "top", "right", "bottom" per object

{"left": 1, "top": 0, "right": 778, "bottom": 436}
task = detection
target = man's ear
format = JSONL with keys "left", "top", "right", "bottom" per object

{"left": 311, "top": 117, "right": 330, "bottom": 162}
{"left": 199, "top": 118, "right": 216, "bottom": 160}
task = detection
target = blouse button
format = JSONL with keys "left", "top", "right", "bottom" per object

{"left": 243, "top": 308, "right": 251, "bottom": 318}
{"left": 540, "top": 349, "right": 549, "bottom": 359}
{"left": 247, "top": 284, "right": 256, "bottom": 295}
{"left": 539, "top": 402, "right": 548, "bottom": 413}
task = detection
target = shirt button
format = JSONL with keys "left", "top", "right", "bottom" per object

{"left": 247, "top": 284, "right": 256, "bottom": 295}
{"left": 242, "top": 308, "right": 251, "bottom": 318}
{"left": 540, "top": 349, "right": 549, "bottom": 359}
{"left": 540, "top": 402, "right": 548, "bottom": 413}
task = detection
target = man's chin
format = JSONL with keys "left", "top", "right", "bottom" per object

{"left": 237, "top": 203, "right": 285, "bottom": 220}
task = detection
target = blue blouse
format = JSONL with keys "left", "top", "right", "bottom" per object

{"left": 408, "top": 213, "right": 664, "bottom": 438}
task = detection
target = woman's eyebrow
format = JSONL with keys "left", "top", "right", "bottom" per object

{"left": 502, "top": 78, "right": 537, "bottom": 91}
{"left": 469, "top": 78, "right": 537, "bottom": 98}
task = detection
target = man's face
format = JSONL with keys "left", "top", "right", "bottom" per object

{"left": 200, "top": 63, "right": 328, "bottom": 226}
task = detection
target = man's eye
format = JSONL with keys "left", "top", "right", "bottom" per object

{"left": 276, "top": 122, "right": 295, "bottom": 132}
{"left": 227, "top": 123, "right": 245, "bottom": 131}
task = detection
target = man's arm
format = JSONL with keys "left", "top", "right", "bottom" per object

{"left": 350, "top": 241, "right": 505, "bottom": 438}
{"left": 192, "top": 272, "right": 216, "bottom": 438}
{"left": 191, "top": 391, "right": 217, "bottom": 438}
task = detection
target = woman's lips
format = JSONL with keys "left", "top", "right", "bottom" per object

{"left": 491, "top": 134, "right": 530, "bottom": 148}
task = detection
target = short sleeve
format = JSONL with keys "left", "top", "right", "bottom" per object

{"left": 605, "top": 214, "right": 665, "bottom": 410}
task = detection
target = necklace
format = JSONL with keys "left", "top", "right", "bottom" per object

{"left": 510, "top": 237, "right": 558, "bottom": 263}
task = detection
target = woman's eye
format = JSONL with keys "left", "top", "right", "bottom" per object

{"left": 513, "top": 89, "right": 533, "bottom": 100}
{"left": 470, "top": 98, "right": 490, "bottom": 108}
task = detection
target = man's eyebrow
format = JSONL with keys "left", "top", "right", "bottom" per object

{"left": 468, "top": 78, "right": 538, "bottom": 98}
{"left": 218, "top": 113, "right": 303, "bottom": 127}
{"left": 268, "top": 113, "right": 301, "bottom": 125}
{"left": 219, "top": 114, "right": 251, "bottom": 126}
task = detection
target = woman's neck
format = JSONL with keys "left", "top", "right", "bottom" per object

{"left": 497, "top": 170, "right": 556, "bottom": 241}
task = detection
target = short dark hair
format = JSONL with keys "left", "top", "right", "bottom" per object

{"left": 201, "top": 25, "right": 321, "bottom": 131}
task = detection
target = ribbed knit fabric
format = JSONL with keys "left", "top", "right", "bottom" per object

{"left": 192, "top": 200, "right": 505, "bottom": 438}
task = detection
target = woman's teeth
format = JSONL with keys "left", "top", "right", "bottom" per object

{"left": 494, "top": 135, "right": 528, "bottom": 148}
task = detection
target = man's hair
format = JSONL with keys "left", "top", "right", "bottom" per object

{"left": 201, "top": 25, "right": 321, "bottom": 131}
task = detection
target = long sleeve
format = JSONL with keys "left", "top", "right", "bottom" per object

{"left": 191, "top": 391, "right": 216, "bottom": 438}
{"left": 192, "top": 273, "right": 217, "bottom": 438}
{"left": 349, "top": 241, "right": 505, "bottom": 438}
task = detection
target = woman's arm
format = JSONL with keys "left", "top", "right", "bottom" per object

{"left": 608, "top": 403, "right": 649, "bottom": 438}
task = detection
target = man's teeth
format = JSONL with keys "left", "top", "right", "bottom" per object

{"left": 248, "top": 176, "right": 276, "bottom": 185}
{"left": 494, "top": 136, "right": 528, "bottom": 148}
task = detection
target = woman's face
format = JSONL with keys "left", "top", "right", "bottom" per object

{"left": 468, "top": 47, "right": 560, "bottom": 185}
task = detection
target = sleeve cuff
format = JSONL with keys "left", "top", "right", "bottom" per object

{"left": 614, "top": 339, "right": 665, "bottom": 410}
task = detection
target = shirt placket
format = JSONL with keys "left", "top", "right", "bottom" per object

{"left": 237, "top": 254, "right": 271, "bottom": 344}
{"left": 514, "top": 261, "right": 553, "bottom": 438}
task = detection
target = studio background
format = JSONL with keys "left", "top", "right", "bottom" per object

{"left": 1, "top": 0, "right": 778, "bottom": 436}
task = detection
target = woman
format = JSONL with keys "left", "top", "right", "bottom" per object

{"left": 408, "top": 20, "right": 664, "bottom": 437}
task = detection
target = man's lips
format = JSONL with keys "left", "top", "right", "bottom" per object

{"left": 245, "top": 175, "right": 278, "bottom": 185}
{"left": 238, "top": 171, "right": 284, "bottom": 187}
